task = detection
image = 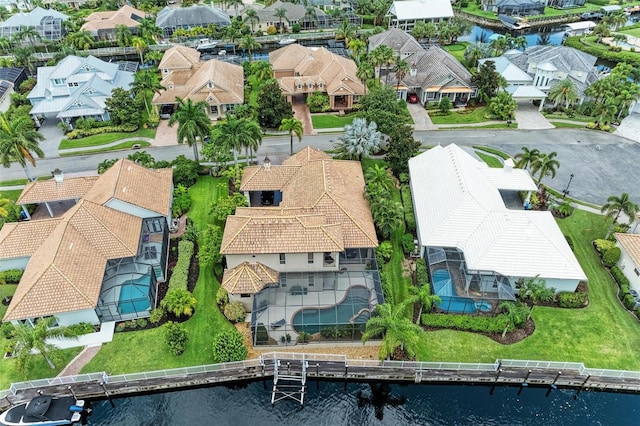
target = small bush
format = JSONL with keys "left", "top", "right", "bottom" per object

{"left": 416, "top": 258, "right": 428, "bottom": 287}
{"left": 161, "top": 288, "right": 197, "bottom": 317}
{"left": 565, "top": 235, "right": 574, "bottom": 251}
{"left": 602, "top": 247, "right": 621, "bottom": 267}
{"left": 379, "top": 268, "right": 393, "bottom": 306}
{"left": 212, "top": 330, "right": 247, "bottom": 363}
{"left": 594, "top": 239, "right": 615, "bottom": 253}
{"left": 1, "top": 322, "right": 16, "bottom": 339}
{"left": 297, "top": 331, "right": 311, "bottom": 343}
{"left": 224, "top": 301, "right": 247, "bottom": 323}
{"left": 216, "top": 287, "right": 229, "bottom": 307}
{"left": 422, "top": 313, "right": 511, "bottom": 334}
{"left": 149, "top": 308, "right": 164, "bottom": 324}
{"left": 164, "top": 321, "right": 188, "bottom": 356}
{"left": 611, "top": 266, "right": 630, "bottom": 287}
{"left": 401, "top": 233, "right": 415, "bottom": 255}
{"left": 376, "top": 241, "right": 393, "bottom": 262}
{"left": 65, "top": 124, "right": 138, "bottom": 139}
{"left": 136, "top": 318, "right": 148, "bottom": 328}
{"left": 623, "top": 293, "right": 637, "bottom": 311}
{"left": 557, "top": 292, "right": 588, "bottom": 308}
{"left": 0, "top": 269, "right": 23, "bottom": 284}
{"left": 66, "top": 322, "right": 95, "bottom": 336}
{"left": 169, "top": 240, "right": 194, "bottom": 290}
{"left": 126, "top": 320, "right": 138, "bottom": 329}
{"left": 116, "top": 322, "right": 126, "bottom": 332}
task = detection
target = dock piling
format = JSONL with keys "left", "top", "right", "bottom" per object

{"left": 490, "top": 368, "right": 503, "bottom": 395}
{"left": 574, "top": 374, "right": 591, "bottom": 400}
{"left": 99, "top": 382, "right": 115, "bottom": 408}
{"left": 518, "top": 370, "right": 532, "bottom": 395}
{"left": 67, "top": 386, "right": 77, "bottom": 400}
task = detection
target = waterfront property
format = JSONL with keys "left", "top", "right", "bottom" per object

{"left": 0, "top": 67, "right": 28, "bottom": 113}
{"left": 0, "top": 7, "right": 68, "bottom": 42}
{"left": 409, "top": 144, "right": 586, "bottom": 313}
{"left": 386, "top": 0, "right": 453, "bottom": 33}
{"left": 270, "top": 44, "right": 365, "bottom": 111}
{"left": 615, "top": 233, "right": 640, "bottom": 293}
{"left": 81, "top": 5, "right": 146, "bottom": 41}
{"left": 483, "top": 0, "right": 546, "bottom": 16}
{"left": 27, "top": 55, "right": 136, "bottom": 126}
{"left": 0, "top": 160, "right": 173, "bottom": 329}
{"left": 220, "top": 147, "right": 381, "bottom": 345}
{"left": 155, "top": 4, "right": 230, "bottom": 39}
{"left": 153, "top": 45, "right": 244, "bottom": 120}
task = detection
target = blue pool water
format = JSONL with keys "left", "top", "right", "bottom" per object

{"left": 292, "top": 286, "right": 371, "bottom": 334}
{"left": 432, "top": 269, "right": 490, "bottom": 314}
{"left": 118, "top": 275, "right": 151, "bottom": 315}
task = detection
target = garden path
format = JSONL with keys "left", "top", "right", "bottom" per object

{"left": 57, "top": 346, "right": 102, "bottom": 377}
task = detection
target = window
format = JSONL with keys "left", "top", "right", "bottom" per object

{"left": 281, "top": 275, "right": 287, "bottom": 287}
{"left": 67, "top": 82, "right": 78, "bottom": 87}
{"left": 308, "top": 253, "right": 314, "bottom": 264}
{"left": 53, "top": 78, "right": 64, "bottom": 85}
{"left": 279, "top": 253, "right": 286, "bottom": 264}
{"left": 241, "top": 293, "right": 251, "bottom": 298}
{"left": 163, "top": 68, "right": 169, "bottom": 74}
{"left": 308, "top": 275, "right": 315, "bottom": 287}
{"left": 207, "top": 81, "right": 214, "bottom": 89}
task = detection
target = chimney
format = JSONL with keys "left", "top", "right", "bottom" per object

{"left": 504, "top": 158, "right": 514, "bottom": 172}
{"left": 410, "top": 63, "right": 417, "bottom": 77}
{"left": 263, "top": 156, "right": 271, "bottom": 171}
{"left": 53, "top": 168, "right": 64, "bottom": 183}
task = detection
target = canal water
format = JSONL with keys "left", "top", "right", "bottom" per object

{"left": 87, "top": 380, "right": 640, "bottom": 425}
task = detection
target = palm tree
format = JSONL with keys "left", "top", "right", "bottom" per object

{"left": 115, "top": 24, "right": 132, "bottom": 48}
{"left": 132, "top": 36, "right": 148, "bottom": 63}
{"left": 514, "top": 146, "right": 540, "bottom": 171}
{"left": 615, "top": 88, "right": 640, "bottom": 120}
{"left": 304, "top": 5, "right": 318, "bottom": 30}
{"left": 139, "top": 18, "right": 162, "bottom": 43}
{"left": 594, "top": 98, "right": 617, "bottom": 126}
{"left": 531, "top": 151, "right": 560, "bottom": 185}
{"left": 592, "top": 22, "right": 610, "bottom": 43}
{"left": 227, "top": 0, "right": 244, "bottom": 17}
{"left": 274, "top": 7, "right": 289, "bottom": 34}
{"left": 335, "top": 19, "right": 356, "bottom": 47}
{"left": 145, "top": 50, "right": 164, "bottom": 66}
{"left": 613, "top": 33, "right": 628, "bottom": 47}
{"left": 224, "top": 24, "right": 242, "bottom": 55}
{"left": 548, "top": 79, "right": 578, "bottom": 109}
{"left": 131, "top": 68, "right": 164, "bottom": 116}
{"left": 370, "top": 45, "right": 394, "bottom": 83}
{"left": 364, "top": 164, "right": 394, "bottom": 191}
{"left": 168, "top": 97, "right": 211, "bottom": 163}
{"left": 211, "top": 116, "right": 262, "bottom": 166}
{"left": 0, "top": 196, "right": 11, "bottom": 219}
{"left": 0, "top": 112, "right": 44, "bottom": 181}
{"left": 348, "top": 38, "right": 366, "bottom": 64}
{"left": 372, "top": 198, "right": 404, "bottom": 239}
{"left": 333, "top": 117, "right": 381, "bottom": 161}
{"left": 66, "top": 29, "right": 94, "bottom": 50}
{"left": 14, "top": 26, "right": 40, "bottom": 48}
{"left": 393, "top": 59, "right": 409, "bottom": 93}
{"left": 356, "top": 61, "right": 373, "bottom": 95}
{"left": 14, "top": 317, "right": 78, "bottom": 376}
{"left": 601, "top": 193, "right": 639, "bottom": 238}
{"left": 243, "top": 8, "right": 259, "bottom": 32}
{"left": 0, "top": 37, "right": 12, "bottom": 54}
{"left": 160, "top": 288, "right": 197, "bottom": 318}
{"left": 406, "top": 283, "right": 440, "bottom": 325}
{"left": 361, "top": 303, "right": 424, "bottom": 360}
{"left": 279, "top": 117, "right": 303, "bottom": 155}
{"left": 238, "top": 34, "right": 261, "bottom": 61}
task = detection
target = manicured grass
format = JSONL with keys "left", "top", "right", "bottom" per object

{"left": 0, "top": 176, "right": 51, "bottom": 187}
{"left": 81, "top": 176, "right": 234, "bottom": 375}
{"left": 1, "top": 189, "right": 23, "bottom": 201}
{"left": 619, "top": 27, "right": 640, "bottom": 38}
{"left": 428, "top": 107, "right": 491, "bottom": 125}
{"left": 544, "top": 112, "right": 594, "bottom": 123}
{"left": 416, "top": 209, "right": 640, "bottom": 369}
{"left": 475, "top": 152, "right": 503, "bottom": 168}
{"left": 59, "top": 128, "right": 156, "bottom": 150}
{"left": 545, "top": 186, "right": 601, "bottom": 210}
{"left": 440, "top": 123, "right": 515, "bottom": 129}
{"left": 473, "top": 145, "right": 511, "bottom": 160}
{"left": 549, "top": 121, "right": 587, "bottom": 129}
{"left": 0, "top": 285, "right": 17, "bottom": 320}
{"left": 443, "top": 42, "right": 470, "bottom": 63}
{"left": 311, "top": 114, "right": 355, "bottom": 129}
{"left": 59, "top": 141, "right": 152, "bottom": 157}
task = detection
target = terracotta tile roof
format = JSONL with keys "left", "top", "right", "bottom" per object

{"left": 221, "top": 261, "right": 279, "bottom": 294}
{"left": 221, "top": 213, "right": 344, "bottom": 254}
{"left": 83, "top": 158, "right": 173, "bottom": 216}
{"left": 3, "top": 200, "right": 141, "bottom": 321}
{"left": 270, "top": 45, "right": 365, "bottom": 97}
{"left": 228, "top": 146, "right": 377, "bottom": 252}
{"left": 158, "top": 45, "right": 201, "bottom": 71}
{"left": 0, "top": 218, "right": 62, "bottom": 259}
{"left": 616, "top": 233, "right": 640, "bottom": 267}
{"left": 81, "top": 5, "right": 145, "bottom": 33}
{"left": 17, "top": 176, "right": 99, "bottom": 204}
{"left": 154, "top": 56, "right": 243, "bottom": 106}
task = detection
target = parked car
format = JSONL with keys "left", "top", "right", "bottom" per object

{"left": 407, "top": 93, "right": 419, "bottom": 104}
{"left": 160, "top": 104, "right": 174, "bottom": 119}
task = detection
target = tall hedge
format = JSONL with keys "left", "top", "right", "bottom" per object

{"left": 169, "top": 240, "right": 194, "bottom": 290}
{"left": 422, "top": 313, "right": 511, "bottom": 334}
{"left": 400, "top": 185, "right": 416, "bottom": 233}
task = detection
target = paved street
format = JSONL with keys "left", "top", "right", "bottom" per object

{"left": 1, "top": 128, "right": 639, "bottom": 206}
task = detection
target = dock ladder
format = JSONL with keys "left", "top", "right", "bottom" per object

{"left": 271, "top": 358, "right": 308, "bottom": 406}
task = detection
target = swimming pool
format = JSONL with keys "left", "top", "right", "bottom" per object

{"left": 292, "top": 286, "right": 371, "bottom": 335}
{"left": 432, "top": 269, "right": 491, "bottom": 314}
{"left": 118, "top": 275, "right": 151, "bottom": 315}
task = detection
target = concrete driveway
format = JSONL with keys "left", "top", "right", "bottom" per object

{"left": 154, "top": 120, "right": 178, "bottom": 146}
{"left": 407, "top": 103, "right": 436, "bottom": 130}
{"left": 37, "top": 122, "right": 66, "bottom": 158}
{"left": 514, "top": 102, "right": 554, "bottom": 130}
{"left": 614, "top": 111, "right": 640, "bottom": 144}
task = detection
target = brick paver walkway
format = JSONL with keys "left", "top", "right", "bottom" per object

{"left": 57, "top": 345, "right": 102, "bottom": 377}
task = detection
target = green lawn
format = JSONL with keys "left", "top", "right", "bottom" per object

{"left": 619, "top": 27, "right": 640, "bottom": 38}
{"left": 549, "top": 122, "right": 587, "bottom": 129}
{"left": 416, "top": 209, "right": 640, "bottom": 369}
{"left": 443, "top": 42, "right": 470, "bottom": 63}
{"left": 544, "top": 112, "right": 594, "bottom": 123}
{"left": 429, "top": 107, "right": 491, "bottom": 125}
{"left": 473, "top": 145, "right": 511, "bottom": 160}
{"left": 440, "top": 123, "right": 515, "bottom": 129}
{"left": 311, "top": 114, "right": 355, "bottom": 129}
{"left": 475, "top": 152, "right": 503, "bottom": 168}
{"left": 81, "top": 176, "right": 234, "bottom": 375}
{"left": 59, "top": 128, "right": 156, "bottom": 150}
{"left": 60, "top": 141, "right": 152, "bottom": 157}
{"left": 1, "top": 189, "right": 23, "bottom": 202}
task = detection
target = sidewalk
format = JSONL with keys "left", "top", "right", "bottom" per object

{"left": 57, "top": 346, "right": 102, "bottom": 377}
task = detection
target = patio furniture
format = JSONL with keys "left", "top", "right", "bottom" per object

{"left": 270, "top": 319, "right": 286, "bottom": 330}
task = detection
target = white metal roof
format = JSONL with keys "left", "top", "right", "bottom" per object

{"left": 564, "top": 21, "right": 596, "bottom": 31}
{"left": 388, "top": 0, "right": 454, "bottom": 20}
{"left": 506, "top": 85, "right": 547, "bottom": 99}
{"left": 408, "top": 144, "right": 586, "bottom": 281}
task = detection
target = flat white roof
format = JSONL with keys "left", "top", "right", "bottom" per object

{"left": 388, "top": 0, "right": 454, "bottom": 20}
{"left": 408, "top": 144, "right": 586, "bottom": 281}
{"left": 564, "top": 21, "right": 596, "bottom": 31}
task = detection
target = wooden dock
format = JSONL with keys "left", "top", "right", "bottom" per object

{"left": 2, "top": 354, "right": 640, "bottom": 411}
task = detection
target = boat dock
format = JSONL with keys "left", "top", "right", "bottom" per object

{"left": 2, "top": 354, "right": 640, "bottom": 411}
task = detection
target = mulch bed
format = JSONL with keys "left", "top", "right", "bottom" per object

{"left": 422, "top": 318, "right": 536, "bottom": 346}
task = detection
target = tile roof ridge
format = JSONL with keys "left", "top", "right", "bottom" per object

{"left": 76, "top": 201, "right": 138, "bottom": 256}
{"left": 324, "top": 191, "right": 378, "bottom": 246}
{"left": 220, "top": 216, "right": 251, "bottom": 252}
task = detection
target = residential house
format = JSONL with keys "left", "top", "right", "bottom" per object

{"left": 615, "top": 234, "right": 640, "bottom": 293}
{"left": 81, "top": 5, "right": 146, "bottom": 40}
{"left": 0, "top": 6, "right": 68, "bottom": 42}
{"left": 478, "top": 46, "right": 601, "bottom": 110}
{"left": 0, "top": 159, "right": 173, "bottom": 328}
{"left": 409, "top": 144, "right": 586, "bottom": 314}
{"left": 270, "top": 44, "right": 365, "bottom": 110}
{"left": 548, "top": 0, "right": 587, "bottom": 9}
{"left": 0, "top": 67, "right": 28, "bottom": 113}
{"left": 368, "top": 29, "right": 474, "bottom": 104}
{"left": 153, "top": 45, "right": 243, "bottom": 120}
{"left": 155, "top": 5, "right": 230, "bottom": 38}
{"left": 221, "top": 148, "right": 382, "bottom": 345}
{"left": 483, "top": 0, "right": 546, "bottom": 16}
{"left": 386, "top": 0, "right": 453, "bottom": 33}
{"left": 27, "top": 55, "right": 135, "bottom": 126}
{"left": 241, "top": 1, "right": 331, "bottom": 32}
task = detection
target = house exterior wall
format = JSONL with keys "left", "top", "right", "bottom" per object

{"left": 0, "top": 257, "right": 29, "bottom": 271}
{"left": 105, "top": 198, "right": 170, "bottom": 221}
{"left": 226, "top": 252, "right": 339, "bottom": 272}
{"left": 229, "top": 293, "right": 253, "bottom": 312}
{"left": 617, "top": 243, "right": 640, "bottom": 291}
{"left": 55, "top": 308, "right": 100, "bottom": 326}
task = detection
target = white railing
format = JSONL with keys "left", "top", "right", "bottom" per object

{"left": 499, "top": 359, "right": 585, "bottom": 372}
{"left": 9, "top": 372, "right": 107, "bottom": 395}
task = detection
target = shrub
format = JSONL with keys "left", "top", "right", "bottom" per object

{"left": 400, "top": 186, "right": 416, "bottom": 233}
{"left": 565, "top": 235, "right": 574, "bottom": 251}
{"left": 306, "top": 91, "right": 330, "bottom": 113}
{"left": 149, "top": 308, "right": 164, "bottom": 324}
{"left": 557, "top": 292, "right": 588, "bottom": 308}
{"left": 602, "top": 247, "right": 621, "bottom": 267}
{"left": 181, "top": 220, "right": 199, "bottom": 243}
{"left": 65, "top": 124, "right": 138, "bottom": 139}
{"left": 379, "top": 268, "right": 393, "bottom": 306}
{"left": 594, "top": 239, "right": 615, "bottom": 253}
{"left": 623, "top": 293, "right": 637, "bottom": 311}
{"left": 1, "top": 322, "right": 16, "bottom": 339}
{"left": 422, "top": 313, "right": 511, "bottom": 334}
{"left": 161, "top": 288, "right": 197, "bottom": 317}
{"left": 212, "top": 330, "right": 247, "bottom": 363}
{"left": 292, "top": 23, "right": 300, "bottom": 33}
{"left": 136, "top": 318, "right": 148, "bottom": 328}
{"left": 416, "top": 258, "right": 428, "bottom": 286}
{"left": 66, "top": 322, "right": 95, "bottom": 336}
{"left": 126, "top": 320, "right": 138, "bottom": 329}
{"left": 164, "top": 321, "right": 188, "bottom": 356}
{"left": 376, "top": 241, "right": 393, "bottom": 262}
{"left": 611, "top": 266, "right": 630, "bottom": 287}
{"left": 171, "top": 184, "right": 192, "bottom": 218}
{"left": 401, "top": 233, "right": 415, "bottom": 255}
{"left": 224, "top": 301, "right": 247, "bottom": 323}
{"left": 266, "top": 25, "right": 277, "bottom": 35}
{"left": 216, "top": 287, "right": 229, "bottom": 307}
{"left": 116, "top": 322, "right": 126, "bottom": 332}
{"left": 169, "top": 240, "right": 194, "bottom": 290}
{"left": 0, "top": 269, "right": 23, "bottom": 284}
{"left": 172, "top": 155, "right": 201, "bottom": 187}
{"left": 297, "top": 331, "right": 311, "bottom": 343}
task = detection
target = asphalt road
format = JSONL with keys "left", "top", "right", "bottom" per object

{"left": 1, "top": 129, "right": 638, "bottom": 206}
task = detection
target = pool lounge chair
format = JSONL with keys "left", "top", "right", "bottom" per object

{"left": 270, "top": 319, "right": 286, "bottom": 330}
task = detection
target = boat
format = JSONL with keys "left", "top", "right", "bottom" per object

{"left": 0, "top": 395, "right": 86, "bottom": 426}
{"left": 278, "top": 37, "right": 297, "bottom": 46}
{"left": 195, "top": 38, "right": 218, "bottom": 50}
